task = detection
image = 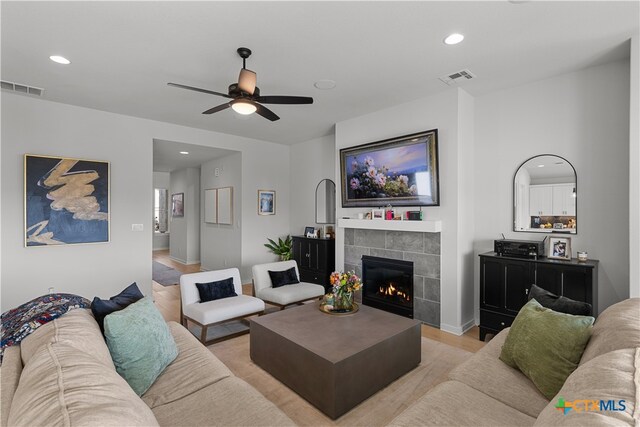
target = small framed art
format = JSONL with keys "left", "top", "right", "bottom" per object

{"left": 172, "top": 193, "right": 184, "bottom": 217}
{"left": 258, "top": 190, "right": 275, "bottom": 215}
{"left": 371, "top": 209, "right": 384, "bottom": 220}
{"left": 548, "top": 237, "right": 571, "bottom": 260}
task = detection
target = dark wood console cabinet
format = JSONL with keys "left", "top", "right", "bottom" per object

{"left": 292, "top": 236, "right": 335, "bottom": 292}
{"left": 479, "top": 252, "right": 598, "bottom": 341}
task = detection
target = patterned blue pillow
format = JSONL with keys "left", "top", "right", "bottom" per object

{"left": 104, "top": 297, "right": 178, "bottom": 395}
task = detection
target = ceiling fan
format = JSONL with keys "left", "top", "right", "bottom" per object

{"left": 168, "top": 47, "right": 313, "bottom": 122}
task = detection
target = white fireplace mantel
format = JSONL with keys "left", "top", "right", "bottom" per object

{"left": 337, "top": 218, "right": 442, "bottom": 233}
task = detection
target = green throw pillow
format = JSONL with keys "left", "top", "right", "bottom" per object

{"left": 499, "top": 299, "right": 594, "bottom": 400}
{"left": 104, "top": 297, "right": 178, "bottom": 395}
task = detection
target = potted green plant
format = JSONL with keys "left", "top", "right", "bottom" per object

{"left": 264, "top": 235, "right": 293, "bottom": 261}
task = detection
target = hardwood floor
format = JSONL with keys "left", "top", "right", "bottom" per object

{"left": 151, "top": 249, "right": 485, "bottom": 353}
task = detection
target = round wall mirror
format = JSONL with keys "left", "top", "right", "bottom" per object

{"left": 513, "top": 155, "right": 577, "bottom": 234}
{"left": 315, "top": 179, "right": 336, "bottom": 224}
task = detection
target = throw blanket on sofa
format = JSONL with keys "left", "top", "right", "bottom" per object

{"left": 0, "top": 293, "right": 90, "bottom": 363}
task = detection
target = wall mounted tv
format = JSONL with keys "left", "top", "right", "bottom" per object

{"left": 340, "top": 129, "right": 439, "bottom": 208}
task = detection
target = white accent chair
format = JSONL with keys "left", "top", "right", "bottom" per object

{"left": 252, "top": 260, "right": 325, "bottom": 310}
{"left": 180, "top": 268, "right": 265, "bottom": 344}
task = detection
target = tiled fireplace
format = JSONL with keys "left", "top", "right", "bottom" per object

{"left": 344, "top": 228, "right": 441, "bottom": 327}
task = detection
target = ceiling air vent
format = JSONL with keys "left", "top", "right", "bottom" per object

{"left": 0, "top": 80, "right": 44, "bottom": 96}
{"left": 439, "top": 69, "right": 476, "bottom": 86}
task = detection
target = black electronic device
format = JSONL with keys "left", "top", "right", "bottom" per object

{"left": 494, "top": 239, "right": 545, "bottom": 259}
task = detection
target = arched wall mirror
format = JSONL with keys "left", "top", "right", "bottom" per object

{"left": 315, "top": 179, "right": 336, "bottom": 224}
{"left": 513, "top": 155, "right": 577, "bottom": 234}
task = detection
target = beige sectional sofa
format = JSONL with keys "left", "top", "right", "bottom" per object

{"left": 1, "top": 309, "right": 294, "bottom": 427}
{"left": 390, "top": 297, "right": 640, "bottom": 426}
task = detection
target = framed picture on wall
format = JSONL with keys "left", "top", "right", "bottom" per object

{"left": 172, "top": 193, "right": 184, "bottom": 217}
{"left": 548, "top": 237, "right": 572, "bottom": 261}
{"left": 258, "top": 190, "right": 275, "bottom": 215}
{"left": 24, "top": 154, "right": 110, "bottom": 246}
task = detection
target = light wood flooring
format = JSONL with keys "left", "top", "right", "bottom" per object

{"left": 152, "top": 249, "right": 485, "bottom": 353}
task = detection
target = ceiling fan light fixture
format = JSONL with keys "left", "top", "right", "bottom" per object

{"left": 231, "top": 99, "right": 257, "bottom": 115}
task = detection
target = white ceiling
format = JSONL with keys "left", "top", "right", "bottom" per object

{"left": 2, "top": 1, "right": 638, "bottom": 145}
{"left": 521, "top": 155, "right": 575, "bottom": 180}
{"left": 153, "top": 139, "right": 237, "bottom": 172}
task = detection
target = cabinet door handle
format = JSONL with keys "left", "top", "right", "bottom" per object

{"left": 525, "top": 288, "right": 529, "bottom": 295}
{"left": 305, "top": 253, "right": 310, "bottom": 258}
{"left": 500, "top": 322, "right": 505, "bottom": 326}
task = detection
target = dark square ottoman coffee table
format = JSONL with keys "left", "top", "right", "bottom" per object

{"left": 250, "top": 303, "right": 421, "bottom": 419}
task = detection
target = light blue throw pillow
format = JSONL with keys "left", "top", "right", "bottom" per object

{"left": 104, "top": 296, "right": 178, "bottom": 395}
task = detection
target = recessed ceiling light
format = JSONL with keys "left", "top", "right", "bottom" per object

{"left": 444, "top": 33, "right": 464, "bottom": 45}
{"left": 537, "top": 164, "right": 545, "bottom": 168}
{"left": 49, "top": 55, "right": 71, "bottom": 65}
{"left": 314, "top": 79, "right": 336, "bottom": 90}
{"left": 179, "top": 151, "right": 189, "bottom": 155}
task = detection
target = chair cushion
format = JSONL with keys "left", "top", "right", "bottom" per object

{"left": 528, "top": 284, "right": 592, "bottom": 315}
{"left": 91, "top": 282, "right": 144, "bottom": 331}
{"left": 183, "top": 295, "right": 265, "bottom": 325}
{"left": 500, "top": 299, "right": 594, "bottom": 399}
{"left": 388, "top": 380, "right": 536, "bottom": 427}
{"left": 104, "top": 297, "right": 178, "bottom": 396}
{"left": 196, "top": 277, "right": 237, "bottom": 302}
{"left": 8, "top": 340, "right": 159, "bottom": 426}
{"left": 151, "top": 376, "right": 295, "bottom": 427}
{"left": 580, "top": 298, "right": 640, "bottom": 365}
{"left": 257, "top": 282, "right": 324, "bottom": 306}
{"left": 142, "top": 322, "right": 232, "bottom": 408}
{"left": 268, "top": 267, "right": 300, "bottom": 288}
{"left": 448, "top": 328, "right": 550, "bottom": 418}
{"left": 534, "top": 348, "right": 638, "bottom": 426}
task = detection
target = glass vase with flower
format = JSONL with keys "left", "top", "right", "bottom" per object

{"left": 329, "top": 271, "right": 362, "bottom": 312}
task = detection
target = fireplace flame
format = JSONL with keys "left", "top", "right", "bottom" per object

{"left": 378, "top": 282, "right": 411, "bottom": 301}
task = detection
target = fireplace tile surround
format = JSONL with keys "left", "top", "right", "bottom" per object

{"left": 343, "top": 228, "right": 441, "bottom": 327}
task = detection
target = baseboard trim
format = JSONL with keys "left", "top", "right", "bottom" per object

{"left": 153, "top": 246, "right": 169, "bottom": 251}
{"left": 440, "top": 319, "right": 477, "bottom": 336}
{"left": 169, "top": 255, "right": 187, "bottom": 265}
{"left": 186, "top": 259, "right": 200, "bottom": 265}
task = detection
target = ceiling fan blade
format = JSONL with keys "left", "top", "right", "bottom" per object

{"left": 238, "top": 69, "right": 257, "bottom": 95}
{"left": 254, "top": 95, "right": 313, "bottom": 105}
{"left": 168, "top": 82, "right": 231, "bottom": 99}
{"left": 202, "top": 103, "right": 231, "bottom": 115}
{"left": 254, "top": 103, "right": 280, "bottom": 121}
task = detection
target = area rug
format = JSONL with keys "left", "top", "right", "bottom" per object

{"left": 152, "top": 261, "right": 182, "bottom": 286}
{"left": 208, "top": 335, "right": 473, "bottom": 426}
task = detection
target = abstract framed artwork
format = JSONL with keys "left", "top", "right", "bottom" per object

{"left": 339, "top": 129, "right": 439, "bottom": 208}
{"left": 24, "top": 154, "right": 110, "bottom": 247}
{"left": 172, "top": 193, "right": 184, "bottom": 217}
{"left": 258, "top": 190, "right": 275, "bottom": 215}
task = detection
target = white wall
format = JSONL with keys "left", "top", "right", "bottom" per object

{"left": 630, "top": 34, "right": 639, "bottom": 298}
{"left": 169, "top": 167, "right": 200, "bottom": 264}
{"left": 289, "top": 135, "right": 336, "bottom": 236}
{"left": 334, "top": 88, "right": 476, "bottom": 333}
{"left": 200, "top": 152, "right": 242, "bottom": 272}
{"left": 474, "top": 59, "right": 631, "bottom": 315}
{"left": 1, "top": 93, "right": 290, "bottom": 311}
{"left": 152, "top": 171, "right": 170, "bottom": 250}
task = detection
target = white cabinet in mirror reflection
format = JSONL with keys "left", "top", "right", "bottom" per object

{"left": 513, "top": 154, "right": 577, "bottom": 234}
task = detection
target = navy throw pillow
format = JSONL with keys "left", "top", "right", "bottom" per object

{"left": 196, "top": 278, "right": 237, "bottom": 303}
{"left": 91, "top": 283, "right": 144, "bottom": 332}
{"left": 268, "top": 267, "right": 299, "bottom": 288}
{"left": 528, "top": 284, "right": 592, "bottom": 316}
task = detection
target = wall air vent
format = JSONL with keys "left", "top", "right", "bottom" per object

{"left": 0, "top": 80, "right": 44, "bottom": 96}
{"left": 439, "top": 69, "right": 476, "bottom": 86}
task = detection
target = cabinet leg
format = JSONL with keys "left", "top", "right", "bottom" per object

{"left": 479, "top": 328, "right": 487, "bottom": 342}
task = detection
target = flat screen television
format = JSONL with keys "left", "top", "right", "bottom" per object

{"left": 339, "top": 129, "right": 439, "bottom": 208}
